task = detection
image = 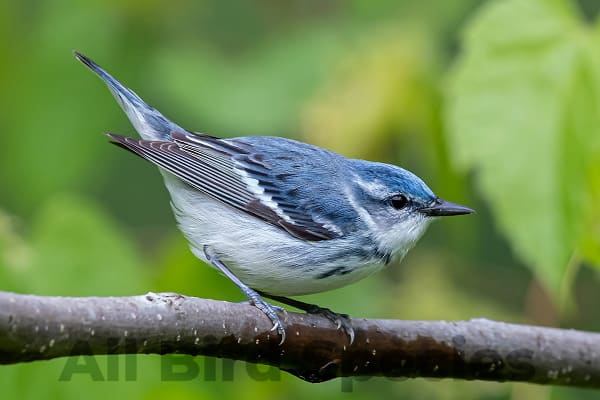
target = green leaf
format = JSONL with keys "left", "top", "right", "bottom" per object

{"left": 446, "top": 0, "right": 600, "bottom": 299}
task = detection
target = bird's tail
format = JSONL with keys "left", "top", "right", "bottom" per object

{"left": 74, "top": 51, "right": 185, "bottom": 140}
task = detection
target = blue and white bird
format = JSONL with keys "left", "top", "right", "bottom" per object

{"left": 75, "top": 51, "right": 473, "bottom": 344}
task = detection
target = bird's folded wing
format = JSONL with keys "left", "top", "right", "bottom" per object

{"left": 107, "top": 132, "right": 340, "bottom": 241}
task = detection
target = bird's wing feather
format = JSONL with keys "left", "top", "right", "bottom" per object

{"left": 107, "top": 132, "right": 341, "bottom": 241}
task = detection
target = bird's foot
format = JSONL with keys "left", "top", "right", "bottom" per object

{"left": 256, "top": 291, "right": 355, "bottom": 345}
{"left": 245, "top": 293, "right": 288, "bottom": 344}
{"left": 305, "top": 305, "right": 355, "bottom": 345}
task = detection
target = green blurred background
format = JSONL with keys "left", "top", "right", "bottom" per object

{"left": 1, "top": 0, "right": 599, "bottom": 398}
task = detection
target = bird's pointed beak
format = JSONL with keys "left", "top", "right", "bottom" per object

{"left": 420, "top": 198, "right": 475, "bottom": 217}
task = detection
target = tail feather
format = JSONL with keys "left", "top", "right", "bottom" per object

{"left": 74, "top": 51, "right": 184, "bottom": 140}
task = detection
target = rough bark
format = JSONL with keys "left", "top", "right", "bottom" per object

{"left": 0, "top": 291, "right": 598, "bottom": 387}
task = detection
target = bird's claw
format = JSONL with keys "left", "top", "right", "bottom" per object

{"left": 249, "top": 297, "right": 287, "bottom": 344}
{"left": 306, "top": 305, "right": 355, "bottom": 345}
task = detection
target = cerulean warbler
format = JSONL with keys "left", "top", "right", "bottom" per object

{"left": 75, "top": 52, "right": 474, "bottom": 344}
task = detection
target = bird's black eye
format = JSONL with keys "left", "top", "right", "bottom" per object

{"left": 390, "top": 194, "right": 409, "bottom": 210}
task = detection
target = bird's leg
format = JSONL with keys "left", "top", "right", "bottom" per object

{"left": 203, "top": 249, "right": 286, "bottom": 344}
{"left": 257, "top": 291, "right": 355, "bottom": 345}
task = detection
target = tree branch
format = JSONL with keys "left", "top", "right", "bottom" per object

{"left": 0, "top": 290, "right": 598, "bottom": 387}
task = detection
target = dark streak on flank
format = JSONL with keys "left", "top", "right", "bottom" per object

{"left": 317, "top": 266, "right": 352, "bottom": 279}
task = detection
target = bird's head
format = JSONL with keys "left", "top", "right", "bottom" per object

{"left": 347, "top": 160, "right": 474, "bottom": 260}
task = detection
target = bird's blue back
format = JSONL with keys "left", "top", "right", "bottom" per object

{"left": 231, "top": 135, "right": 363, "bottom": 235}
